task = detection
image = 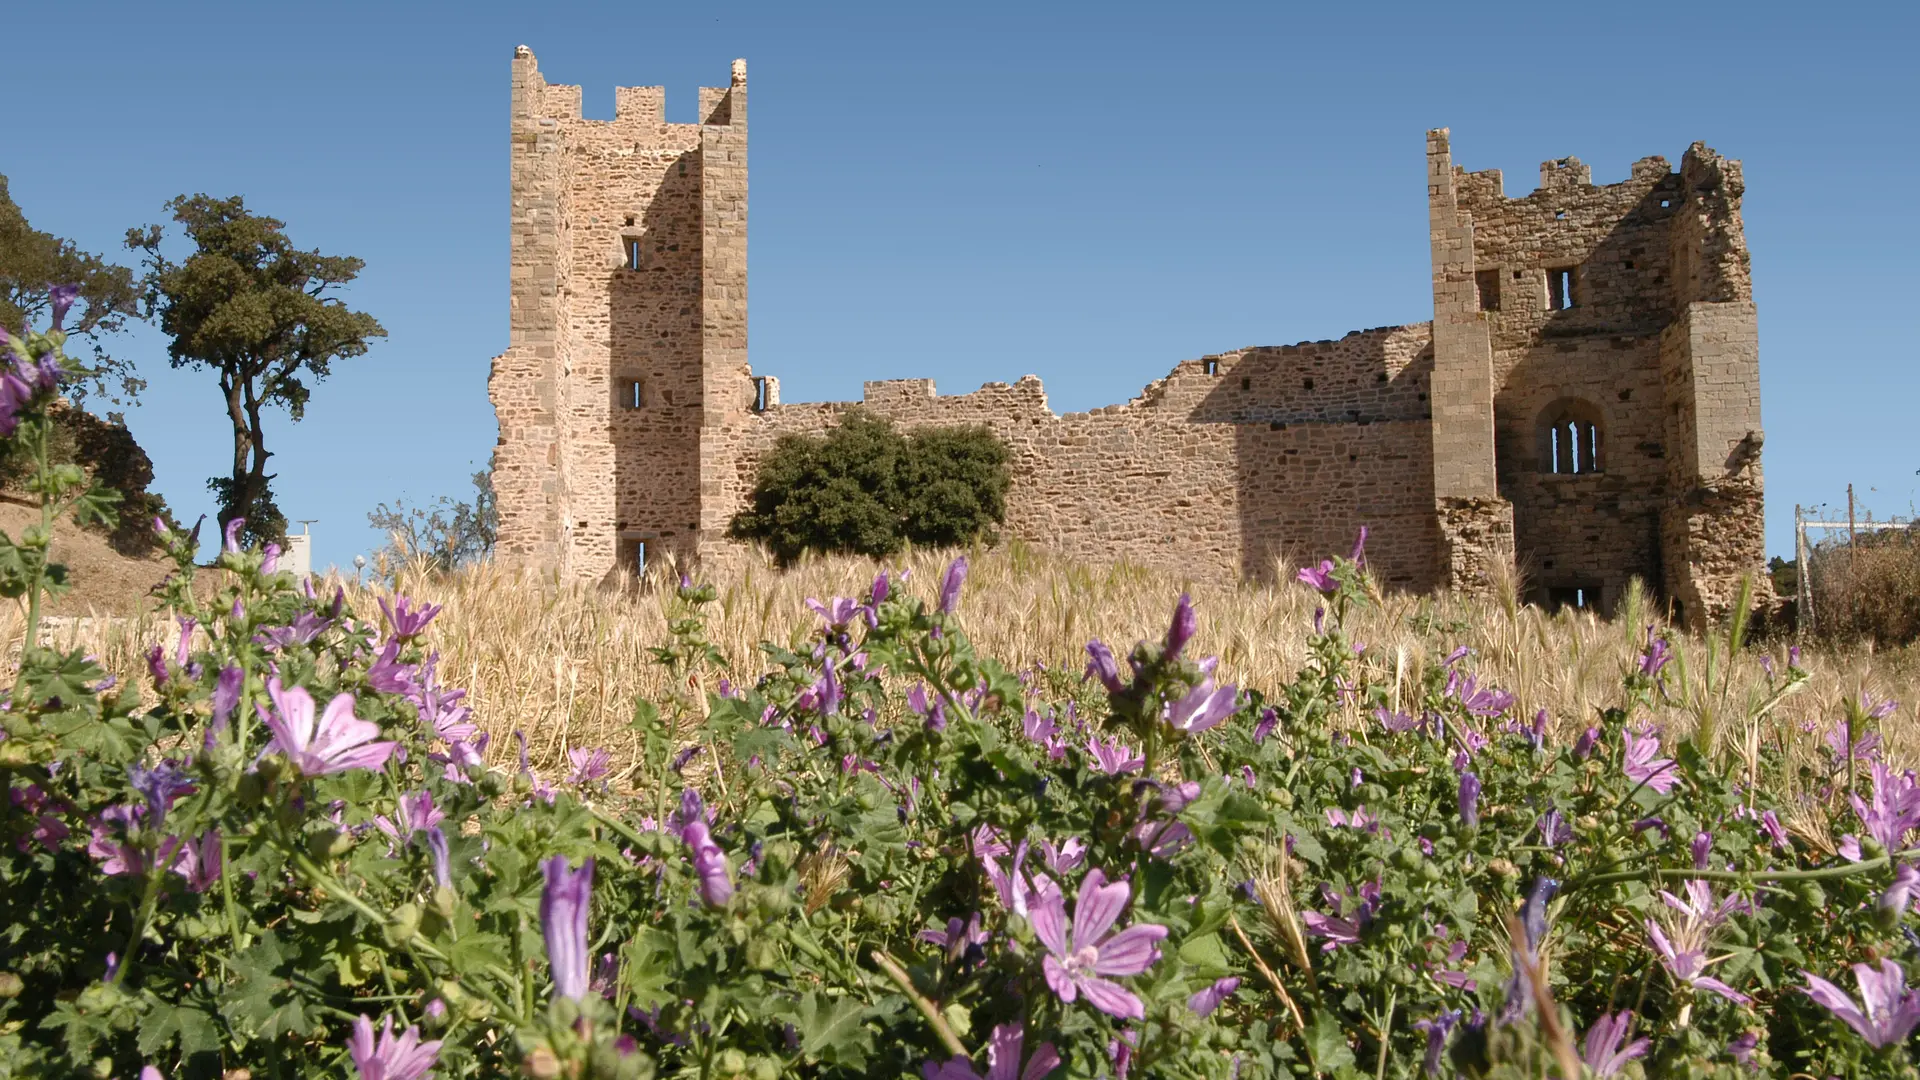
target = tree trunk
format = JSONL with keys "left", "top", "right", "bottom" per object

{"left": 215, "top": 368, "right": 272, "bottom": 542}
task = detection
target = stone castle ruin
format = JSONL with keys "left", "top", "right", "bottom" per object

{"left": 488, "top": 48, "right": 1769, "bottom": 624}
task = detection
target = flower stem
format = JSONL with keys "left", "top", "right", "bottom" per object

{"left": 871, "top": 949, "right": 967, "bottom": 1059}
{"left": 1373, "top": 986, "right": 1396, "bottom": 1080}
{"left": 1568, "top": 847, "right": 1920, "bottom": 892}
{"left": 111, "top": 865, "right": 164, "bottom": 986}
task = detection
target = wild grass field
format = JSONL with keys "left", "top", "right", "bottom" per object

{"left": 17, "top": 540, "right": 1916, "bottom": 788}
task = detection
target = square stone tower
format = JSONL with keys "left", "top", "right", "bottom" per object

{"left": 488, "top": 47, "right": 750, "bottom": 579}
{"left": 1424, "top": 128, "right": 1768, "bottom": 623}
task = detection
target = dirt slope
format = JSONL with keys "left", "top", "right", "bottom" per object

{"left": 0, "top": 499, "right": 184, "bottom": 616}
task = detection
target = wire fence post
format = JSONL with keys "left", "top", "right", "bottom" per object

{"left": 1795, "top": 503, "right": 1812, "bottom": 639}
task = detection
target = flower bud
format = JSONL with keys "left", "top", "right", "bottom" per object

{"left": 384, "top": 902, "right": 422, "bottom": 946}
{"left": 745, "top": 936, "right": 780, "bottom": 970}
{"left": 236, "top": 771, "right": 266, "bottom": 806}
{"left": 432, "top": 885, "right": 457, "bottom": 919}
{"left": 524, "top": 1045, "right": 563, "bottom": 1080}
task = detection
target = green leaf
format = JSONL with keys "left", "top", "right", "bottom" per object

{"left": 1177, "top": 932, "right": 1232, "bottom": 976}
{"left": 1307, "top": 1010, "right": 1357, "bottom": 1071}
{"left": 732, "top": 724, "right": 792, "bottom": 764}
{"left": 796, "top": 992, "right": 870, "bottom": 1068}
{"left": 445, "top": 931, "right": 512, "bottom": 975}
{"left": 19, "top": 648, "right": 107, "bottom": 709}
{"left": 137, "top": 1002, "right": 221, "bottom": 1057}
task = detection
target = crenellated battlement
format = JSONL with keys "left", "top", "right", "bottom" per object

{"left": 510, "top": 46, "right": 744, "bottom": 129}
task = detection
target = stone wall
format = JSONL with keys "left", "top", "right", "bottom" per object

{"left": 719, "top": 328, "right": 1442, "bottom": 588}
{"left": 486, "top": 52, "right": 1771, "bottom": 626}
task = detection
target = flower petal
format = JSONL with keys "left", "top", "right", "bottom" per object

{"left": 1021, "top": 1043, "right": 1061, "bottom": 1080}
{"left": 1076, "top": 975, "right": 1145, "bottom": 1020}
{"left": 1073, "top": 868, "right": 1130, "bottom": 947}
{"left": 1029, "top": 882, "right": 1069, "bottom": 956}
{"left": 1091, "top": 924, "right": 1169, "bottom": 977}
{"left": 1041, "top": 955, "right": 1076, "bottom": 1003}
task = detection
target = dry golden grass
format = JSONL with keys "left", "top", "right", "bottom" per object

{"left": 9, "top": 541, "right": 1920, "bottom": 780}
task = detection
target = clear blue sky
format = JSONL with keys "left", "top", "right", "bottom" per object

{"left": 3, "top": 1, "right": 1914, "bottom": 570}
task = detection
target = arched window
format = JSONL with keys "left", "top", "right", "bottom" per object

{"left": 1538, "top": 399, "right": 1603, "bottom": 475}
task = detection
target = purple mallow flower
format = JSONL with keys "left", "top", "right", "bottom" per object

{"left": 567, "top": 746, "right": 611, "bottom": 787}
{"left": 1253, "top": 707, "right": 1278, "bottom": 744}
{"left": 806, "top": 596, "right": 862, "bottom": 629}
{"left": 127, "top": 761, "right": 194, "bottom": 830}
{"left": 1646, "top": 917, "right": 1748, "bottom": 1004}
{"left": 1165, "top": 678, "right": 1236, "bottom": 734}
{"left": 1693, "top": 831, "right": 1714, "bottom": 870}
{"left": 1882, "top": 863, "right": 1919, "bottom": 920}
{"left": 1573, "top": 726, "right": 1602, "bottom": 759}
{"left": 1325, "top": 805, "right": 1380, "bottom": 832}
{"left": 921, "top": 1021, "right": 1060, "bottom": 1080}
{"left": 1413, "top": 1011, "right": 1460, "bottom": 1078}
{"left": 911, "top": 684, "right": 948, "bottom": 733}
{"left": 918, "top": 913, "right": 988, "bottom": 959}
{"left": 378, "top": 595, "right": 443, "bottom": 639}
{"left": 682, "top": 817, "right": 734, "bottom": 908}
{"left": 1860, "top": 691, "right": 1900, "bottom": 722}
{"left": 1727, "top": 1030, "right": 1759, "bottom": 1065}
{"left": 346, "top": 1013, "right": 442, "bottom": 1080}
{"left": 1538, "top": 809, "right": 1572, "bottom": 848}
{"left": 539, "top": 855, "right": 594, "bottom": 1001}
{"left": 424, "top": 827, "right": 452, "bottom": 890}
{"left": 48, "top": 283, "right": 80, "bottom": 330}
{"left": 1659, "top": 879, "right": 1747, "bottom": 928}
{"left": 1164, "top": 594, "right": 1196, "bottom": 661}
{"left": 1622, "top": 728, "right": 1678, "bottom": 794}
{"left": 177, "top": 830, "right": 223, "bottom": 893}
{"left": 1801, "top": 959, "right": 1920, "bottom": 1049}
{"left": 1849, "top": 762, "right": 1920, "bottom": 854}
{"left": 1086, "top": 735, "right": 1144, "bottom": 775}
{"left": 1187, "top": 976, "right": 1240, "bottom": 1018}
{"left": 1303, "top": 880, "right": 1379, "bottom": 951}
{"left": 365, "top": 640, "right": 417, "bottom": 695}
{"left": 1759, "top": 810, "right": 1789, "bottom": 852}
{"left": 1639, "top": 629, "right": 1672, "bottom": 680}
{"left": 938, "top": 556, "right": 968, "bottom": 614}
{"left": 1032, "top": 868, "right": 1169, "bottom": 1020}
{"left": 1457, "top": 772, "right": 1481, "bottom": 828}
{"left": 1296, "top": 559, "right": 1337, "bottom": 595}
{"left": 1375, "top": 707, "right": 1419, "bottom": 733}
{"left": 1084, "top": 640, "right": 1124, "bottom": 694}
{"left": 980, "top": 838, "right": 1054, "bottom": 919}
{"left": 1580, "top": 1011, "right": 1650, "bottom": 1077}
{"left": 1826, "top": 719, "right": 1884, "bottom": 762}
{"left": 256, "top": 610, "right": 333, "bottom": 651}
{"left": 262, "top": 680, "right": 397, "bottom": 776}
{"left": 1447, "top": 671, "right": 1513, "bottom": 719}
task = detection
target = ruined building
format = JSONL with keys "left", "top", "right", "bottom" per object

{"left": 488, "top": 48, "right": 1769, "bottom": 623}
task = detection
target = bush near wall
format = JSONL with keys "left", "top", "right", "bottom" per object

{"left": 727, "top": 411, "right": 1009, "bottom": 566}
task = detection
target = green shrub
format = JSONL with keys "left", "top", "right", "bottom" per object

{"left": 728, "top": 412, "right": 1009, "bottom": 565}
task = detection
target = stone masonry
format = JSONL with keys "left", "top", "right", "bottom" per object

{"left": 487, "top": 50, "right": 1771, "bottom": 625}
